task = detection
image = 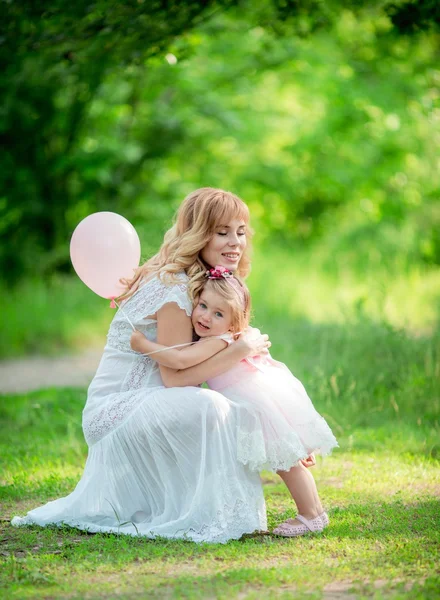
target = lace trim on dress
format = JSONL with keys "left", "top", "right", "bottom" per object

{"left": 294, "top": 418, "right": 339, "bottom": 455}
{"left": 237, "top": 428, "right": 309, "bottom": 472}
{"left": 12, "top": 488, "right": 265, "bottom": 544}
{"left": 106, "top": 320, "right": 136, "bottom": 354}
{"left": 237, "top": 417, "right": 338, "bottom": 472}
{"left": 106, "top": 273, "right": 192, "bottom": 353}
{"left": 120, "top": 356, "right": 155, "bottom": 392}
{"left": 83, "top": 390, "right": 145, "bottom": 445}
{"left": 174, "top": 497, "right": 264, "bottom": 543}
{"left": 84, "top": 273, "right": 194, "bottom": 445}
{"left": 124, "top": 272, "right": 192, "bottom": 322}
{"left": 137, "top": 281, "right": 193, "bottom": 319}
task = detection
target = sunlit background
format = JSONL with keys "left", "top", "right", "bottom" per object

{"left": 2, "top": 2, "right": 439, "bottom": 358}
{"left": 1, "top": 4, "right": 439, "bottom": 596}
{"left": 1, "top": 2, "right": 439, "bottom": 437}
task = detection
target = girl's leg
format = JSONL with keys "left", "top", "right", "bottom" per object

{"left": 277, "top": 462, "right": 323, "bottom": 522}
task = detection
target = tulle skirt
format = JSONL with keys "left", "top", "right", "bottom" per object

{"left": 12, "top": 386, "right": 266, "bottom": 543}
{"left": 209, "top": 359, "right": 339, "bottom": 472}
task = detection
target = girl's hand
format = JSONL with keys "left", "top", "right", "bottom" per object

{"left": 301, "top": 453, "right": 316, "bottom": 468}
{"left": 130, "top": 329, "right": 146, "bottom": 353}
{"left": 236, "top": 327, "right": 271, "bottom": 357}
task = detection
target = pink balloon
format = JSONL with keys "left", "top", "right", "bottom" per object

{"left": 70, "top": 212, "right": 141, "bottom": 300}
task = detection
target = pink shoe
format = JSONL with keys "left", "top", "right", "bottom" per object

{"left": 319, "top": 511, "right": 329, "bottom": 528}
{"left": 273, "top": 514, "right": 323, "bottom": 537}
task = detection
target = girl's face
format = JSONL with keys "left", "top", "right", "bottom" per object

{"left": 200, "top": 218, "right": 247, "bottom": 271}
{"left": 192, "top": 288, "right": 233, "bottom": 338}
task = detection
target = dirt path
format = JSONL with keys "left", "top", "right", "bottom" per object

{"left": 0, "top": 349, "right": 103, "bottom": 394}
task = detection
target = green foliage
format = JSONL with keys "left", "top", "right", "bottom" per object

{"left": 1, "top": 1, "right": 439, "bottom": 283}
{"left": 2, "top": 241, "right": 439, "bottom": 358}
{"left": 386, "top": 0, "right": 440, "bottom": 34}
{"left": 0, "top": 0, "right": 236, "bottom": 280}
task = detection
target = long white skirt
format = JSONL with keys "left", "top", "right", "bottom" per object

{"left": 12, "top": 386, "right": 267, "bottom": 543}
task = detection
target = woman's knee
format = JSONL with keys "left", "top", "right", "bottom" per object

{"left": 195, "top": 388, "right": 232, "bottom": 428}
{"left": 158, "top": 387, "right": 231, "bottom": 432}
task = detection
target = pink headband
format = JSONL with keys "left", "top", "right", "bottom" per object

{"left": 205, "top": 265, "right": 246, "bottom": 308}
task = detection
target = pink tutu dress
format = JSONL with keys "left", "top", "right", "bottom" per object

{"left": 207, "top": 330, "right": 339, "bottom": 472}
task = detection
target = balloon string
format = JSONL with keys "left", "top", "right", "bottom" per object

{"left": 142, "top": 341, "right": 196, "bottom": 356}
{"left": 113, "top": 300, "right": 136, "bottom": 331}
{"left": 142, "top": 333, "right": 243, "bottom": 356}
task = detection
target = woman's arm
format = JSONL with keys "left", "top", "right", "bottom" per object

{"left": 131, "top": 330, "right": 227, "bottom": 369}
{"left": 156, "top": 303, "right": 269, "bottom": 387}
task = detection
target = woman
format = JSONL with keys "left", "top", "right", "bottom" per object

{"left": 12, "top": 188, "right": 270, "bottom": 543}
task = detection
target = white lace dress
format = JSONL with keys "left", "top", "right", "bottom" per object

{"left": 12, "top": 273, "right": 267, "bottom": 543}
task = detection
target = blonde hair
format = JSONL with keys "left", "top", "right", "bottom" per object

{"left": 119, "top": 187, "right": 253, "bottom": 302}
{"left": 197, "top": 276, "right": 251, "bottom": 335}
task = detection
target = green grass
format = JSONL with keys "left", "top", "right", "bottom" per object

{"left": 1, "top": 246, "right": 439, "bottom": 597}
{"left": 1, "top": 317, "right": 439, "bottom": 598}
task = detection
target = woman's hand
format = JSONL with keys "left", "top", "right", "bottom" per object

{"left": 236, "top": 327, "right": 271, "bottom": 357}
{"left": 130, "top": 329, "right": 146, "bottom": 353}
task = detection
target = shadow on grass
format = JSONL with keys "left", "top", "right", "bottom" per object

{"left": 2, "top": 498, "right": 439, "bottom": 555}
{"left": 1, "top": 498, "right": 438, "bottom": 600}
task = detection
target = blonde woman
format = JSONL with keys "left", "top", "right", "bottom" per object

{"left": 12, "top": 188, "right": 270, "bottom": 543}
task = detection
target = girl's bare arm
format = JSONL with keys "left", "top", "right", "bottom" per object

{"left": 131, "top": 330, "right": 227, "bottom": 369}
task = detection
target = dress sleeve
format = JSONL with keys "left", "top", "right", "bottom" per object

{"left": 217, "top": 333, "right": 235, "bottom": 345}
{"left": 134, "top": 272, "right": 193, "bottom": 318}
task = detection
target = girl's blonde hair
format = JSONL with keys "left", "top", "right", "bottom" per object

{"left": 197, "top": 276, "right": 251, "bottom": 335}
{"left": 119, "top": 187, "right": 253, "bottom": 302}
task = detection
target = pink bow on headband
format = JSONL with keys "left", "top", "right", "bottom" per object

{"left": 205, "top": 265, "right": 245, "bottom": 307}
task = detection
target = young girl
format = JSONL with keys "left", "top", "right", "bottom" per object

{"left": 131, "top": 265, "right": 338, "bottom": 537}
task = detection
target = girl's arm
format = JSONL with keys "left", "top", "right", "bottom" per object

{"left": 131, "top": 330, "right": 227, "bottom": 369}
{"left": 155, "top": 302, "right": 268, "bottom": 388}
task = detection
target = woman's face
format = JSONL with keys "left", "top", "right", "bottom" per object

{"left": 200, "top": 219, "right": 247, "bottom": 271}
